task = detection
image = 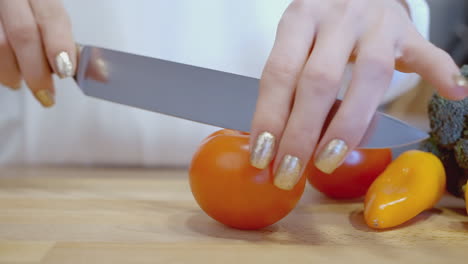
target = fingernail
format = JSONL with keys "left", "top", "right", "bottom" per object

{"left": 454, "top": 74, "right": 468, "bottom": 88}
{"left": 55, "top": 51, "right": 74, "bottom": 78}
{"left": 314, "top": 139, "right": 348, "bottom": 174}
{"left": 34, "top": 90, "right": 55, "bottom": 108}
{"left": 274, "top": 155, "right": 302, "bottom": 191}
{"left": 250, "top": 131, "right": 275, "bottom": 169}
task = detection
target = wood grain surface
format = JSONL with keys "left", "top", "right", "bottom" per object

{"left": 0, "top": 167, "right": 467, "bottom": 264}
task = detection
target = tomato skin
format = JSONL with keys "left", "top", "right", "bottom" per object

{"left": 307, "top": 148, "right": 392, "bottom": 199}
{"left": 202, "top": 129, "right": 248, "bottom": 142}
{"left": 189, "top": 129, "right": 306, "bottom": 230}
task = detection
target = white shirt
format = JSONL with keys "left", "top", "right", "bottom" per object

{"left": 0, "top": 0, "right": 429, "bottom": 166}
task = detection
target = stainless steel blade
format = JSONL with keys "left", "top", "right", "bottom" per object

{"left": 75, "top": 45, "right": 428, "bottom": 149}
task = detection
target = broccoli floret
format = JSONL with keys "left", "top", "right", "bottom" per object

{"left": 455, "top": 139, "right": 468, "bottom": 169}
{"left": 461, "top": 65, "right": 468, "bottom": 78}
{"left": 420, "top": 135, "right": 443, "bottom": 157}
{"left": 421, "top": 136, "right": 467, "bottom": 197}
{"left": 428, "top": 94, "right": 467, "bottom": 147}
{"left": 421, "top": 65, "right": 468, "bottom": 198}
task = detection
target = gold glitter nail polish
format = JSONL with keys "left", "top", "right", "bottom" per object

{"left": 55, "top": 51, "right": 74, "bottom": 78}
{"left": 454, "top": 74, "right": 468, "bottom": 87}
{"left": 250, "top": 131, "right": 275, "bottom": 169}
{"left": 34, "top": 90, "right": 55, "bottom": 108}
{"left": 274, "top": 155, "right": 302, "bottom": 191}
{"left": 314, "top": 139, "right": 348, "bottom": 174}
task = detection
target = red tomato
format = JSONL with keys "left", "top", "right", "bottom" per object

{"left": 307, "top": 148, "right": 392, "bottom": 199}
{"left": 189, "top": 129, "right": 306, "bottom": 230}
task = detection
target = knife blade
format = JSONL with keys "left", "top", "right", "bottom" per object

{"left": 75, "top": 45, "right": 428, "bottom": 149}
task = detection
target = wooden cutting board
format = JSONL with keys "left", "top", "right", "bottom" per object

{"left": 0, "top": 167, "right": 467, "bottom": 264}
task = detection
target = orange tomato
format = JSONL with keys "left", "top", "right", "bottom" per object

{"left": 189, "top": 129, "right": 306, "bottom": 230}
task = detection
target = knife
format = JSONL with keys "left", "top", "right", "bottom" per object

{"left": 74, "top": 45, "right": 428, "bottom": 149}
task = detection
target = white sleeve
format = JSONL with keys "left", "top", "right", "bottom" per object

{"left": 405, "top": 0, "right": 430, "bottom": 40}
{"left": 381, "top": 0, "right": 430, "bottom": 104}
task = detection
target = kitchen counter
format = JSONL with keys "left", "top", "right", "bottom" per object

{"left": 0, "top": 167, "right": 467, "bottom": 263}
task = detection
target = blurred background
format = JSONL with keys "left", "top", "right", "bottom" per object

{"left": 428, "top": 0, "right": 468, "bottom": 66}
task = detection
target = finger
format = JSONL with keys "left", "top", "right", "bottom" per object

{"left": 398, "top": 29, "right": 468, "bottom": 100}
{"left": 314, "top": 34, "right": 395, "bottom": 174}
{"left": 86, "top": 46, "right": 110, "bottom": 83}
{"left": 0, "top": 20, "right": 21, "bottom": 89}
{"left": 29, "top": 0, "right": 76, "bottom": 78}
{"left": 249, "top": 2, "right": 317, "bottom": 171}
{"left": 0, "top": 0, "right": 55, "bottom": 107}
{"left": 273, "top": 22, "right": 357, "bottom": 190}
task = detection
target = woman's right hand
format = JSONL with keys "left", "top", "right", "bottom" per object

{"left": 0, "top": 0, "right": 76, "bottom": 107}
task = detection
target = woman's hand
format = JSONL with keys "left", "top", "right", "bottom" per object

{"left": 0, "top": 0, "right": 76, "bottom": 107}
{"left": 249, "top": 0, "right": 468, "bottom": 190}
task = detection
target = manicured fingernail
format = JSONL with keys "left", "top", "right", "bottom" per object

{"left": 454, "top": 74, "right": 468, "bottom": 88}
{"left": 274, "top": 155, "right": 302, "bottom": 191}
{"left": 55, "top": 51, "right": 74, "bottom": 78}
{"left": 314, "top": 139, "right": 348, "bottom": 174}
{"left": 250, "top": 131, "right": 275, "bottom": 169}
{"left": 34, "top": 90, "right": 55, "bottom": 108}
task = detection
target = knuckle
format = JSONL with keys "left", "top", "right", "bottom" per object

{"left": 361, "top": 56, "right": 393, "bottom": 78}
{"left": 303, "top": 68, "right": 340, "bottom": 86}
{"left": 301, "top": 68, "right": 341, "bottom": 94}
{"left": 287, "top": 0, "right": 319, "bottom": 19}
{"left": 332, "top": 0, "right": 365, "bottom": 20}
{"left": 264, "top": 57, "right": 300, "bottom": 85}
{"left": 37, "top": 12, "right": 71, "bottom": 30}
{"left": 310, "top": 82, "right": 332, "bottom": 98}
{"left": 290, "top": 0, "right": 312, "bottom": 12}
{"left": 7, "top": 23, "right": 37, "bottom": 45}
{"left": 35, "top": 12, "right": 53, "bottom": 27}
{"left": 333, "top": 113, "right": 368, "bottom": 141}
{"left": 334, "top": 0, "right": 353, "bottom": 13}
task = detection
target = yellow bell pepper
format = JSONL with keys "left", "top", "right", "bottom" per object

{"left": 364, "top": 150, "right": 446, "bottom": 229}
